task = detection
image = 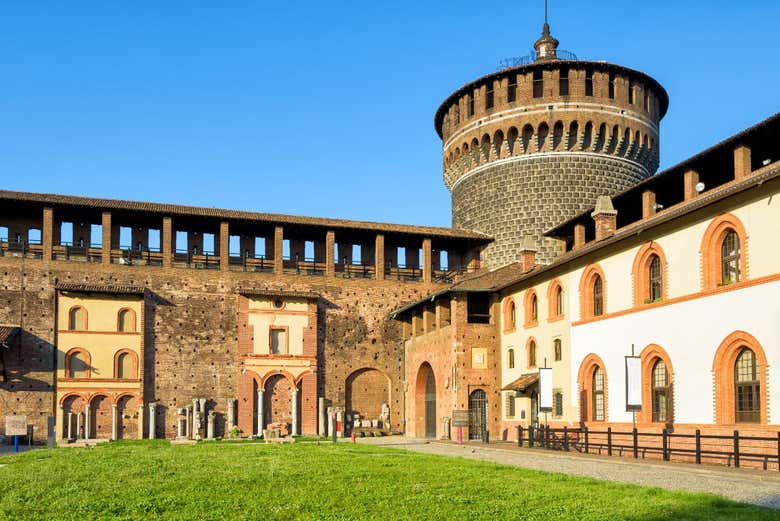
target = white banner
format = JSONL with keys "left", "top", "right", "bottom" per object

{"left": 625, "top": 356, "right": 642, "bottom": 411}
{"left": 539, "top": 367, "right": 553, "bottom": 412}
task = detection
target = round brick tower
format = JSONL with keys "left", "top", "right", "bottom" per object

{"left": 435, "top": 23, "right": 668, "bottom": 266}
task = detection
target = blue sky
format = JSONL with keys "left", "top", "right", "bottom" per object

{"left": 1, "top": 1, "right": 778, "bottom": 228}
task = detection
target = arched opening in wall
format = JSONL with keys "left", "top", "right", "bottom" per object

{"left": 468, "top": 389, "right": 487, "bottom": 440}
{"left": 480, "top": 134, "right": 491, "bottom": 164}
{"left": 470, "top": 138, "right": 480, "bottom": 166}
{"left": 493, "top": 130, "right": 504, "bottom": 159}
{"left": 638, "top": 344, "right": 674, "bottom": 425}
{"left": 594, "top": 123, "right": 606, "bottom": 152}
{"left": 117, "top": 395, "right": 139, "bottom": 440}
{"left": 66, "top": 348, "right": 91, "bottom": 378}
{"left": 618, "top": 128, "right": 631, "bottom": 156}
{"left": 567, "top": 121, "right": 579, "bottom": 150}
{"left": 577, "top": 355, "right": 608, "bottom": 424}
{"left": 414, "top": 362, "right": 437, "bottom": 438}
{"left": 606, "top": 125, "right": 619, "bottom": 154}
{"left": 89, "top": 394, "right": 112, "bottom": 439}
{"left": 713, "top": 331, "right": 768, "bottom": 425}
{"left": 461, "top": 143, "right": 469, "bottom": 169}
{"left": 537, "top": 123, "right": 549, "bottom": 152}
{"left": 552, "top": 121, "right": 564, "bottom": 151}
{"left": 68, "top": 306, "right": 87, "bottom": 331}
{"left": 62, "top": 395, "right": 86, "bottom": 440}
{"left": 264, "top": 374, "right": 294, "bottom": 431}
{"left": 582, "top": 122, "right": 593, "bottom": 150}
{"left": 507, "top": 127, "right": 518, "bottom": 155}
{"left": 521, "top": 125, "right": 534, "bottom": 153}
{"left": 345, "top": 368, "right": 390, "bottom": 427}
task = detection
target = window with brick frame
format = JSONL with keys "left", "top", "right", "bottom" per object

{"left": 506, "top": 392, "right": 516, "bottom": 418}
{"left": 527, "top": 340, "right": 537, "bottom": 368}
{"left": 68, "top": 306, "right": 87, "bottom": 331}
{"left": 735, "top": 348, "right": 760, "bottom": 423}
{"left": 593, "top": 276, "right": 603, "bottom": 316}
{"left": 585, "top": 69, "right": 594, "bottom": 96}
{"left": 524, "top": 289, "right": 539, "bottom": 327}
{"left": 269, "top": 327, "right": 288, "bottom": 355}
{"left": 592, "top": 366, "right": 605, "bottom": 421}
{"left": 651, "top": 359, "right": 669, "bottom": 422}
{"left": 700, "top": 213, "right": 748, "bottom": 290}
{"left": 508, "top": 348, "right": 515, "bottom": 369}
{"left": 553, "top": 390, "right": 563, "bottom": 417}
{"left": 533, "top": 69, "right": 543, "bottom": 98}
{"left": 547, "top": 280, "right": 564, "bottom": 319}
{"left": 553, "top": 339, "right": 562, "bottom": 361}
{"left": 579, "top": 264, "right": 606, "bottom": 320}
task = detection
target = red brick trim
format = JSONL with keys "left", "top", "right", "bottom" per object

{"left": 526, "top": 336, "right": 538, "bottom": 368}
{"left": 578, "top": 263, "right": 606, "bottom": 320}
{"left": 113, "top": 392, "right": 142, "bottom": 405}
{"left": 268, "top": 326, "right": 290, "bottom": 355}
{"left": 64, "top": 347, "right": 91, "bottom": 378}
{"left": 712, "top": 330, "right": 768, "bottom": 425}
{"left": 523, "top": 289, "right": 538, "bottom": 328}
{"left": 631, "top": 242, "right": 668, "bottom": 307}
{"left": 259, "top": 369, "right": 297, "bottom": 388}
{"left": 67, "top": 305, "right": 88, "bottom": 331}
{"left": 700, "top": 213, "right": 749, "bottom": 290}
{"left": 59, "top": 392, "right": 88, "bottom": 406}
{"left": 573, "top": 272, "right": 780, "bottom": 326}
{"left": 116, "top": 308, "right": 137, "bottom": 332}
{"left": 637, "top": 344, "right": 674, "bottom": 425}
{"left": 577, "top": 353, "right": 608, "bottom": 423}
{"left": 113, "top": 349, "right": 139, "bottom": 380}
{"left": 502, "top": 297, "right": 517, "bottom": 333}
{"left": 546, "top": 278, "right": 564, "bottom": 321}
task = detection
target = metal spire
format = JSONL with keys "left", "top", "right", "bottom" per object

{"left": 545, "top": 0, "right": 549, "bottom": 26}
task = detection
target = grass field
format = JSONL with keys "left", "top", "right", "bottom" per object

{"left": 0, "top": 440, "right": 777, "bottom": 520}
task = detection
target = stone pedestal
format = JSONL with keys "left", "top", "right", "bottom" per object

{"left": 318, "top": 397, "right": 326, "bottom": 437}
{"left": 227, "top": 398, "right": 236, "bottom": 431}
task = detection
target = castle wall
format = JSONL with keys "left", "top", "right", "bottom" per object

{"left": 452, "top": 154, "right": 646, "bottom": 265}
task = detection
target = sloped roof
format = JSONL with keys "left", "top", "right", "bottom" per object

{"left": 502, "top": 373, "right": 539, "bottom": 392}
{"left": 238, "top": 288, "right": 319, "bottom": 300}
{"left": 0, "top": 326, "right": 20, "bottom": 346}
{"left": 55, "top": 283, "right": 146, "bottom": 295}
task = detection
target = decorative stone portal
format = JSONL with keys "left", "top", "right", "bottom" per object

{"left": 263, "top": 375, "right": 296, "bottom": 435}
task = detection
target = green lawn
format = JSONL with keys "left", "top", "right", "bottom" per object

{"left": 0, "top": 440, "right": 776, "bottom": 521}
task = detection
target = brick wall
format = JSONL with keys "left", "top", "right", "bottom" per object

{"left": 0, "top": 255, "right": 438, "bottom": 442}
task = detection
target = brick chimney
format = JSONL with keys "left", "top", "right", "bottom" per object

{"left": 573, "top": 223, "right": 586, "bottom": 250}
{"left": 518, "top": 235, "right": 538, "bottom": 272}
{"left": 641, "top": 190, "right": 656, "bottom": 219}
{"left": 591, "top": 196, "right": 618, "bottom": 241}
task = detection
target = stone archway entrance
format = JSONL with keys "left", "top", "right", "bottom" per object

{"left": 415, "top": 362, "right": 437, "bottom": 438}
{"left": 468, "top": 389, "right": 487, "bottom": 441}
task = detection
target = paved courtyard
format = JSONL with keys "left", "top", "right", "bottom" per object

{"left": 360, "top": 437, "right": 780, "bottom": 510}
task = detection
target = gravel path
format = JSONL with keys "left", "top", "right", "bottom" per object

{"left": 359, "top": 437, "right": 780, "bottom": 510}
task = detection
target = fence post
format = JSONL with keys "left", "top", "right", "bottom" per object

{"left": 517, "top": 425, "right": 522, "bottom": 447}
{"left": 563, "top": 426, "right": 569, "bottom": 452}
{"left": 545, "top": 425, "right": 550, "bottom": 449}
{"left": 733, "top": 430, "right": 740, "bottom": 468}
{"left": 662, "top": 429, "right": 668, "bottom": 461}
{"left": 632, "top": 428, "right": 638, "bottom": 459}
{"left": 528, "top": 425, "right": 534, "bottom": 448}
{"left": 584, "top": 426, "right": 589, "bottom": 454}
{"left": 607, "top": 427, "right": 612, "bottom": 456}
{"left": 776, "top": 432, "right": 779, "bottom": 472}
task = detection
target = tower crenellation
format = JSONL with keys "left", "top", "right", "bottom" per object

{"left": 436, "top": 24, "right": 668, "bottom": 266}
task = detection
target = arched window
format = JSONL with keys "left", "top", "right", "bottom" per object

{"left": 648, "top": 255, "right": 662, "bottom": 301}
{"left": 503, "top": 298, "right": 517, "bottom": 332}
{"left": 701, "top": 214, "right": 748, "bottom": 289}
{"left": 592, "top": 367, "right": 605, "bottom": 421}
{"left": 553, "top": 339, "right": 562, "bottom": 361}
{"left": 593, "top": 276, "right": 603, "bottom": 317}
{"left": 524, "top": 290, "right": 539, "bottom": 327}
{"left": 528, "top": 340, "right": 537, "bottom": 368}
{"left": 651, "top": 360, "right": 669, "bottom": 422}
{"left": 734, "top": 348, "right": 760, "bottom": 423}
{"left": 721, "top": 230, "right": 741, "bottom": 285}
{"left": 508, "top": 349, "right": 515, "bottom": 369}
{"left": 68, "top": 306, "right": 87, "bottom": 331}
{"left": 65, "top": 349, "right": 90, "bottom": 378}
{"left": 117, "top": 309, "right": 136, "bottom": 332}
{"left": 547, "top": 280, "right": 564, "bottom": 319}
{"left": 114, "top": 350, "right": 137, "bottom": 380}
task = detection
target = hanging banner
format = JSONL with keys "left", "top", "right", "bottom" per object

{"left": 625, "top": 356, "right": 642, "bottom": 412}
{"left": 539, "top": 367, "right": 553, "bottom": 413}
